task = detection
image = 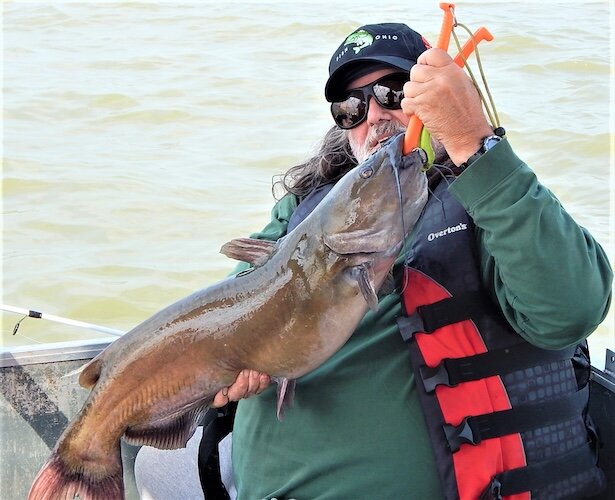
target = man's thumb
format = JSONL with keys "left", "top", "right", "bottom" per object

{"left": 417, "top": 47, "right": 454, "bottom": 67}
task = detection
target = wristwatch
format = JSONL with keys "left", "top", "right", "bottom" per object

{"left": 459, "top": 134, "right": 502, "bottom": 170}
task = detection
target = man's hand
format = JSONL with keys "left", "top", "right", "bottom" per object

{"left": 401, "top": 48, "right": 494, "bottom": 166}
{"left": 212, "top": 369, "right": 271, "bottom": 408}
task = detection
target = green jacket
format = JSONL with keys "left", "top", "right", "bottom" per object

{"left": 231, "top": 139, "right": 612, "bottom": 499}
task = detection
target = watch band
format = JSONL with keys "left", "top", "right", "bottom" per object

{"left": 459, "top": 133, "right": 503, "bottom": 170}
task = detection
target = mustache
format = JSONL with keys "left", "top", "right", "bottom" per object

{"left": 365, "top": 120, "right": 406, "bottom": 147}
{"left": 349, "top": 120, "right": 407, "bottom": 163}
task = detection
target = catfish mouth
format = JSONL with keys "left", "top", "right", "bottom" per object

{"left": 323, "top": 236, "right": 404, "bottom": 264}
{"left": 322, "top": 223, "right": 406, "bottom": 258}
{"left": 368, "top": 134, "right": 393, "bottom": 152}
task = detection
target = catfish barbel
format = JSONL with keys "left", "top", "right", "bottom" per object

{"left": 28, "top": 134, "right": 428, "bottom": 500}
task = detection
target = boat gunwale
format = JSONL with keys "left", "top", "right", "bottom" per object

{"left": 1, "top": 338, "right": 117, "bottom": 368}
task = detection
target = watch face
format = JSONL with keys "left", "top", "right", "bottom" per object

{"left": 483, "top": 135, "right": 502, "bottom": 151}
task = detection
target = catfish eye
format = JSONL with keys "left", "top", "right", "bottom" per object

{"left": 359, "top": 166, "right": 373, "bottom": 179}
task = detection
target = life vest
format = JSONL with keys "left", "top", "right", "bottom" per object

{"left": 397, "top": 178, "right": 606, "bottom": 499}
{"left": 199, "top": 173, "right": 607, "bottom": 500}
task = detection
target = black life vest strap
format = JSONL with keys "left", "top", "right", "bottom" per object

{"left": 479, "top": 442, "right": 601, "bottom": 499}
{"left": 198, "top": 402, "right": 237, "bottom": 500}
{"left": 398, "top": 291, "right": 487, "bottom": 341}
{"left": 444, "top": 384, "right": 589, "bottom": 453}
{"left": 419, "top": 343, "right": 578, "bottom": 393}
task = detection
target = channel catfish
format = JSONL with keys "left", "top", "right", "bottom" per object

{"left": 28, "top": 133, "right": 428, "bottom": 500}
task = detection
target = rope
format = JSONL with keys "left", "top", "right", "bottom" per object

{"left": 451, "top": 21, "right": 501, "bottom": 130}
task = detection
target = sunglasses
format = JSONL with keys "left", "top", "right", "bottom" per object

{"left": 330, "top": 73, "right": 408, "bottom": 130}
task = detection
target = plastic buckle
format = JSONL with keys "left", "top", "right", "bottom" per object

{"left": 419, "top": 361, "right": 452, "bottom": 393}
{"left": 397, "top": 312, "right": 425, "bottom": 342}
{"left": 479, "top": 478, "right": 503, "bottom": 500}
{"left": 443, "top": 417, "right": 480, "bottom": 453}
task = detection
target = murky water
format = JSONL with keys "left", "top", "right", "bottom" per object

{"left": 2, "top": 1, "right": 613, "bottom": 366}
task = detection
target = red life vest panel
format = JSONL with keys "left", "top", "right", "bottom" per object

{"left": 397, "top": 179, "right": 605, "bottom": 499}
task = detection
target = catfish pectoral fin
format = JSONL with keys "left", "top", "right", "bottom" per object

{"left": 273, "top": 377, "right": 296, "bottom": 421}
{"left": 354, "top": 263, "right": 379, "bottom": 312}
{"left": 220, "top": 237, "right": 277, "bottom": 266}
{"left": 124, "top": 403, "right": 210, "bottom": 450}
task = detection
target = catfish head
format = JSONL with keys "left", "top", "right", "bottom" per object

{"left": 319, "top": 133, "right": 427, "bottom": 259}
{"left": 314, "top": 133, "right": 428, "bottom": 309}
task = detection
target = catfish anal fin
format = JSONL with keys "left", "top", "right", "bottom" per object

{"left": 273, "top": 377, "right": 296, "bottom": 421}
{"left": 124, "top": 404, "right": 210, "bottom": 450}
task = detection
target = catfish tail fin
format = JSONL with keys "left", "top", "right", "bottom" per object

{"left": 28, "top": 449, "right": 124, "bottom": 500}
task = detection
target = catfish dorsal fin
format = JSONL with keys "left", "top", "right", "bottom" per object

{"left": 78, "top": 354, "right": 103, "bottom": 389}
{"left": 220, "top": 238, "right": 276, "bottom": 266}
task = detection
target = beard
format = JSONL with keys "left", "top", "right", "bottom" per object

{"left": 347, "top": 120, "right": 407, "bottom": 163}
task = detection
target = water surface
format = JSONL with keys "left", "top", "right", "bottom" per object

{"left": 3, "top": 1, "right": 613, "bottom": 366}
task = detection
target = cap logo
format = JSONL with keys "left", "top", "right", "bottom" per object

{"left": 343, "top": 29, "right": 374, "bottom": 54}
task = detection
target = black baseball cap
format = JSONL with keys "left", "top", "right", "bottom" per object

{"left": 325, "top": 23, "right": 431, "bottom": 102}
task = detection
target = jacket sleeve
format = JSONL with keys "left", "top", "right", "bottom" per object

{"left": 232, "top": 194, "right": 298, "bottom": 274}
{"left": 449, "top": 139, "right": 612, "bottom": 348}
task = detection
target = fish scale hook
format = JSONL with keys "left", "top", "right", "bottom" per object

{"left": 403, "top": 2, "right": 456, "bottom": 157}
{"left": 403, "top": 2, "right": 499, "bottom": 165}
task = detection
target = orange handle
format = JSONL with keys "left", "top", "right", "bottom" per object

{"left": 435, "top": 2, "right": 456, "bottom": 51}
{"left": 452, "top": 27, "right": 493, "bottom": 67}
{"left": 402, "top": 25, "right": 494, "bottom": 155}
{"left": 403, "top": 3, "right": 456, "bottom": 155}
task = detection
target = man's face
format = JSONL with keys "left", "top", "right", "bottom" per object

{"left": 345, "top": 68, "right": 410, "bottom": 163}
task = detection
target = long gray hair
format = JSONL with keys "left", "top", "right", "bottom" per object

{"left": 273, "top": 126, "right": 357, "bottom": 200}
{"left": 273, "top": 125, "right": 455, "bottom": 200}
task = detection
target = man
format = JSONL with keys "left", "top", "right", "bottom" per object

{"left": 205, "top": 22, "right": 612, "bottom": 499}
